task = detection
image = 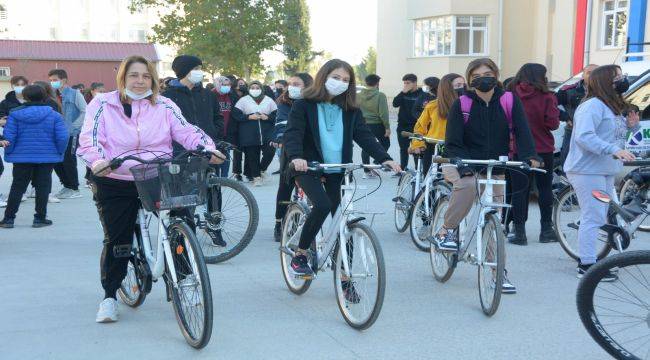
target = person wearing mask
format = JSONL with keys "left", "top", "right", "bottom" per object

{"left": 213, "top": 76, "right": 239, "bottom": 177}
{"left": 271, "top": 72, "right": 314, "bottom": 241}
{"left": 231, "top": 78, "right": 249, "bottom": 181}
{"left": 358, "top": 74, "right": 390, "bottom": 178}
{"left": 274, "top": 79, "right": 288, "bottom": 98}
{"left": 0, "top": 85, "right": 68, "bottom": 228}
{"left": 434, "top": 58, "right": 540, "bottom": 294}
{"left": 48, "top": 69, "right": 86, "bottom": 200}
{"left": 0, "top": 76, "right": 29, "bottom": 206}
{"left": 556, "top": 64, "right": 598, "bottom": 168}
{"left": 412, "top": 76, "right": 440, "bottom": 120}
{"left": 506, "top": 63, "right": 560, "bottom": 245}
{"left": 393, "top": 73, "right": 424, "bottom": 172}
{"left": 283, "top": 59, "right": 401, "bottom": 279}
{"left": 232, "top": 81, "right": 277, "bottom": 186}
{"left": 84, "top": 82, "right": 106, "bottom": 104}
{"left": 77, "top": 55, "right": 223, "bottom": 323}
{"left": 565, "top": 65, "right": 638, "bottom": 280}
{"left": 409, "top": 73, "right": 466, "bottom": 174}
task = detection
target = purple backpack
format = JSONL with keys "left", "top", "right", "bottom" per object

{"left": 460, "top": 92, "right": 515, "bottom": 158}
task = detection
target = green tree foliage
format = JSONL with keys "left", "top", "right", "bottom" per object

{"left": 354, "top": 47, "right": 377, "bottom": 84}
{"left": 279, "top": 0, "right": 320, "bottom": 74}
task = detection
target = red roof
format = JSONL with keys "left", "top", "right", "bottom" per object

{"left": 0, "top": 39, "right": 160, "bottom": 62}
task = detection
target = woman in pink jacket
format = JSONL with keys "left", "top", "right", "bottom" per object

{"left": 77, "top": 55, "right": 223, "bottom": 323}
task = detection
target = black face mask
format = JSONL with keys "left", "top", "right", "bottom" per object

{"left": 471, "top": 76, "right": 498, "bottom": 92}
{"left": 614, "top": 78, "right": 630, "bottom": 94}
{"left": 454, "top": 87, "right": 465, "bottom": 97}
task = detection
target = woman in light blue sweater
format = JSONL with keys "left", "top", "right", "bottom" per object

{"left": 564, "top": 64, "right": 638, "bottom": 280}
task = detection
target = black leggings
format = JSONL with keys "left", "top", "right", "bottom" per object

{"left": 275, "top": 178, "right": 295, "bottom": 221}
{"left": 295, "top": 173, "right": 343, "bottom": 250}
{"left": 397, "top": 125, "right": 416, "bottom": 170}
{"left": 506, "top": 152, "right": 555, "bottom": 225}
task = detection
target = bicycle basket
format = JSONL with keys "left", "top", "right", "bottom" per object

{"left": 129, "top": 157, "right": 209, "bottom": 211}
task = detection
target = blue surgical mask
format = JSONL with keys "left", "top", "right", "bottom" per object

{"left": 288, "top": 85, "right": 302, "bottom": 99}
{"left": 124, "top": 88, "right": 153, "bottom": 101}
{"left": 13, "top": 86, "right": 25, "bottom": 95}
{"left": 220, "top": 85, "right": 231, "bottom": 94}
{"left": 51, "top": 81, "right": 62, "bottom": 89}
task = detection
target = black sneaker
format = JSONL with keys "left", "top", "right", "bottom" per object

{"left": 272, "top": 170, "right": 281, "bottom": 175}
{"left": 434, "top": 229, "right": 458, "bottom": 252}
{"left": 0, "top": 218, "right": 14, "bottom": 228}
{"left": 274, "top": 222, "right": 282, "bottom": 242}
{"left": 290, "top": 253, "right": 314, "bottom": 278}
{"left": 210, "top": 230, "right": 227, "bottom": 247}
{"left": 577, "top": 263, "right": 618, "bottom": 282}
{"left": 341, "top": 280, "right": 361, "bottom": 304}
{"left": 32, "top": 218, "right": 53, "bottom": 228}
{"left": 234, "top": 174, "right": 243, "bottom": 182}
{"left": 502, "top": 270, "right": 517, "bottom": 294}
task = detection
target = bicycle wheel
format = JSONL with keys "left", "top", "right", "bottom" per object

{"left": 554, "top": 185, "right": 612, "bottom": 261}
{"left": 477, "top": 213, "right": 505, "bottom": 317}
{"left": 280, "top": 202, "right": 312, "bottom": 295}
{"left": 195, "top": 177, "right": 259, "bottom": 264}
{"left": 118, "top": 228, "right": 147, "bottom": 307}
{"left": 167, "top": 222, "right": 213, "bottom": 349}
{"left": 429, "top": 195, "right": 456, "bottom": 283}
{"left": 577, "top": 250, "right": 650, "bottom": 360}
{"left": 620, "top": 177, "right": 650, "bottom": 232}
{"left": 333, "top": 223, "right": 386, "bottom": 330}
{"left": 394, "top": 171, "right": 414, "bottom": 233}
{"left": 409, "top": 190, "right": 435, "bottom": 252}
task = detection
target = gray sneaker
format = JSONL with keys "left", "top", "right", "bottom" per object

{"left": 67, "top": 190, "right": 83, "bottom": 199}
{"left": 55, "top": 188, "right": 70, "bottom": 198}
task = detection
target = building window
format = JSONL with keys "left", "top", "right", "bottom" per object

{"left": 601, "top": 0, "right": 628, "bottom": 48}
{"left": 414, "top": 15, "right": 487, "bottom": 57}
{"left": 0, "top": 67, "right": 10, "bottom": 77}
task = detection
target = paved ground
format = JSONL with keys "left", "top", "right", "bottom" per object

{"left": 0, "top": 135, "right": 631, "bottom": 360}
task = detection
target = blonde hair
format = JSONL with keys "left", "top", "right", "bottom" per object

{"left": 116, "top": 55, "right": 159, "bottom": 105}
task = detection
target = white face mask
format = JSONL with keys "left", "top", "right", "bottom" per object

{"left": 288, "top": 85, "right": 302, "bottom": 99}
{"left": 249, "top": 89, "right": 263, "bottom": 98}
{"left": 325, "top": 77, "right": 349, "bottom": 97}
{"left": 125, "top": 88, "right": 153, "bottom": 101}
{"left": 422, "top": 86, "right": 429, "bottom": 93}
{"left": 188, "top": 70, "right": 204, "bottom": 84}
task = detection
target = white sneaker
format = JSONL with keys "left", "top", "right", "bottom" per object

{"left": 27, "top": 188, "right": 36, "bottom": 198}
{"left": 96, "top": 298, "right": 118, "bottom": 323}
{"left": 21, "top": 195, "right": 27, "bottom": 202}
{"left": 55, "top": 188, "right": 69, "bottom": 198}
{"left": 253, "top": 177, "right": 263, "bottom": 187}
{"left": 58, "top": 189, "right": 82, "bottom": 199}
{"left": 48, "top": 195, "right": 61, "bottom": 203}
{"left": 67, "top": 190, "right": 83, "bottom": 199}
{"left": 0, "top": 200, "right": 6, "bottom": 208}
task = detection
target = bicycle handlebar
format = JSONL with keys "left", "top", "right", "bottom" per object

{"left": 432, "top": 157, "right": 547, "bottom": 173}
{"left": 622, "top": 159, "right": 650, "bottom": 167}
{"left": 400, "top": 131, "right": 445, "bottom": 145}
{"left": 96, "top": 146, "right": 215, "bottom": 175}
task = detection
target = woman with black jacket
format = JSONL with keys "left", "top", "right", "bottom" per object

{"left": 434, "top": 58, "right": 540, "bottom": 294}
{"left": 271, "top": 72, "right": 313, "bottom": 242}
{"left": 283, "top": 59, "right": 400, "bottom": 278}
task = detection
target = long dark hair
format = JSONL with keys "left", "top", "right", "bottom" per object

{"left": 437, "top": 73, "right": 463, "bottom": 119}
{"left": 509, "top": 63, "right": 550, "bottom": 93}
{"left": 584, "top": 65, "right": 627, "bottom": 115}
{"left": 302, "top": 59, "right": 357, "bottom": 111}
{"left": 33, "top": 80, "right": 61, "bottom": 112}
{"left": 277, "top": 72, "right": 314, "bottom": 105}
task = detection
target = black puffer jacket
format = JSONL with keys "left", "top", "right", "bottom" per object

{"left": 0, "top": 91, "right": 23, "bottom": 118}
{"left": 392, "top": 88, "right": 424, "bottom": 129}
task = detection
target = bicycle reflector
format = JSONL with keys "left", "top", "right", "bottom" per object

{"left": 592, "top": 190, "right": 611, "bottom": 203}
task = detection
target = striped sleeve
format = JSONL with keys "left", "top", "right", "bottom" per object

{"left": 77, "top": 97, "right": 107, "bottom": 167}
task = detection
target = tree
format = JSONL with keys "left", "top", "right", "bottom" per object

{"left": 279, "top": 0, "right": 320, "bottom": 74}
{"left": 354, "top": 47, "right": 377, "bottom": 84}
{"left": 130, "top": 0, "right": 285, "bottom": 79}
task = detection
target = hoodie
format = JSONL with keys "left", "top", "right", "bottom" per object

{"left": 393, "top": 88, "right": 424, "bottom": 128}
{"left": 358, "top": 88, "right": 389, "bottom": 128}
{"left": 3, "top": 103, "right": 69, "bottom": 163}
{"left": 0, "top": 91, "right": 25, "bottom": 118}
{"left": 514, "top": 83, "right": 560, "bottom": 154}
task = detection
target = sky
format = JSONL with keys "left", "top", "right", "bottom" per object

{"left": 264, "top": 0, "right": 378, "bottom": 68}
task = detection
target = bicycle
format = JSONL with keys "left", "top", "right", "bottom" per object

{"left": 429, "top": 158, "right": 545, "bottom": 316}
{"left": 193, "top": 141, "right": 260, "bottom": 264}
{"left": 104, "top": 148, "right": 214, "bottom": 348}
{"left": 553, "top": 159, "right": 650, "bottom": 261}
{"left": 279, "top": 162, "right": 386, "bottom": 330}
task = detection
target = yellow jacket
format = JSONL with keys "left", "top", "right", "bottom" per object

{"left": 409, "top": 99, "right": 446, "bottom": 149}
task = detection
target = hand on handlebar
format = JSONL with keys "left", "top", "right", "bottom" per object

{"left": 528, "top": 159, "right": 541, "bottom": 168}
{"left": 92, "top": 159, "right": 112, "bottom": 177}
{"left": 615, "top": 149, "right": 637, "bottom": 162}
{"left": 291, "top": 158, "right": 308, "bottom": 172}
{"left": 209, "top": 149, "right": 226, "bottom": 165}
{"left": 382, "top": 160, "right": 401, "bottom": 173}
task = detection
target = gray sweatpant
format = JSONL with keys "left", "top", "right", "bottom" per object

{"left": 567, "top": 173, "right": 615, "bottom": 265}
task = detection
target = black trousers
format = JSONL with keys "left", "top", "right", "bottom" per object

{"left": 419, "top": 144, "right": 436, "bottom": 176}
{"left": 361, "top": 123, "right": 390, "bottom": 168}
{"left": 260, "top": 143, "right": 275, "bottom": 172}
{"left": 54, "top": 136, "right": 79, "bottom": 190}
{"left": 295, "top": 173, "right": 343, "bottom": 250}
{"left": 397, "top": 125, "right": 416, "bottom": 170}
{"left": 275, "top": 177, "right": 296, "bottom": 221}
{"left": 93, "top": 176, "right": 141, "bottom": 299}
{"left": 4, "top": 163, "right": 53, "bottom": 220}
{"left": 243, "top": 146, "right": 262, "bottom": 179}
{"left": 506, "top": 152, "right": 555, "bottom": 226}
{"left": 0, "top": 154, "right": 4, "bottom": 177}
{"left": 232, "top": 150, "right": 243, "bottom": 175}
{"left": 559, "top": 125, "right": 572, "bottom": 170}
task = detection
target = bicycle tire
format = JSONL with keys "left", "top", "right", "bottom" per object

{"left": 429, "top": 195, "right": 457, "bottom": 283}
{"left": 554, "top": 185, "right": 612, "bottom": 261}
{"left": 577, "top": 250, "right": 650, "bottom": 360}
{"left": 280, "top": 202, "right": 313, "bottom": 295}
{"left": 196, "top": 177, "right": 259, "bottom": 264}
{"left": 167, "top": 222, "right": 213, "bottom": 349}
{"left": 117, "top": 227, "right": 147, "bottom": 308}
{"left": 619, "top": 177, "right": 650, "bottom": 232}
{"left": 477, "top": 213, "right": 504, "bottom": 317}
{"left": 409, "top": 182, "right": 450, "bottom": 252}
{"left": 394, "top": 171, "right": 414, "bottom": 233}
{"left": 333, "top": 222, "right": 386, "bottom": 330}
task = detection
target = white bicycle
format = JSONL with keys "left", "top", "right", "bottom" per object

{"left": 429, "top": 158, "right": 545, "bottom": 316}
{"left": 280, "top": 162, "right": 386, "bottom": 330}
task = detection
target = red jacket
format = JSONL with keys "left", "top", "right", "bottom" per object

{"left": 515, "top": 83, "right": 560, "bottom": 154}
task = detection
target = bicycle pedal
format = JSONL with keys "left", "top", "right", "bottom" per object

{"left": 293, "top": 274, "right": 314, "bottom": 280}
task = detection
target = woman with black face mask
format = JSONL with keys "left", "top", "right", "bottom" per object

{"left": 433, "top": 58, "right": 540, "bottom": 295}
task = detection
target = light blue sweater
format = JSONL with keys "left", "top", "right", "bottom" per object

{"left": 564, "top": 97, "right": 629, "bottom": 176}
{"left": 317, "top": 102, "right": 343, "bottom": 173}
